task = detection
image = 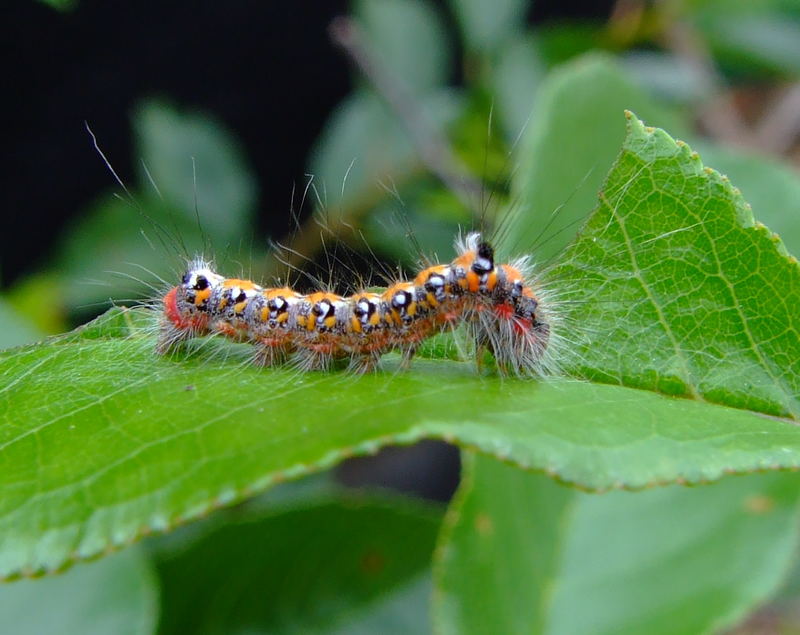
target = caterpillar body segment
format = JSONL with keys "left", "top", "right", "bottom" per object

{"left": 156, "top": 233, "right": 554, "bottom": 376}
{"left": 246, "top": 287, "right": 303, "bottom": 367}
{"left": 210, "top": 278, "right": 264, "bottom": 340}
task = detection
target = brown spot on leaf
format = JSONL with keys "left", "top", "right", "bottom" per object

{"left": 475, "top": 513, "right": 493, "bottom": 536}
{"left": 744, "top": 495, "right": 774, "bottom": 514}
{"left": 360, "top": 549, "right": 386, "bottom": 576}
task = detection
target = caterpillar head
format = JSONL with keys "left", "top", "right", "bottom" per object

{"left": 163, "top": 263, "right": 224, "bottom": 330}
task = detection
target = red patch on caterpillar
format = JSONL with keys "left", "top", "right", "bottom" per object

{"left": 493, "top": 303, "right": 514, "bottom": 321}
{"left": 164, "top": 286, "right": 208, "bottom": 332}
{"left": 512, "top": 316, "right": 533, "bottom": 335}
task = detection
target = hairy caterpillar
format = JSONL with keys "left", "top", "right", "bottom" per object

{"left": 157, "top": 231, "right": 556, "bottom": 376}
{"left": 84, "top": 121, "right": 565, "bottom": 377}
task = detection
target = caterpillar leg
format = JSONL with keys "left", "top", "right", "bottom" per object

{"left": 399, "top": 345, "right": 418, "bottom": 370}
{"left": 292, "top": 346, "right": 337, "bottom": 372}
{"left": 252, "top": 339, "right": 291, "bottom": 367}
{"left": 348, "top": 351, "right": 382, "bottom": 374}
{"left": 474, "top": 342, "right": 488, "bottom": 374}
{"left": 213, "top": 320, "right": 251, "bottom": 342}
{"left": 155, "top": 320, "right": 196, "bottom": 355}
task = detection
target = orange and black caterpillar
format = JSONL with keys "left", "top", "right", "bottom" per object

{"left": 157, "top": 233, "right": 553, "bottom": 376}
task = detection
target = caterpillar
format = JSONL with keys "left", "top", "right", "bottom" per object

{"left": 83, "top": 121, "right": 562, "bottom": 377}
{"left": 156, "top": 231, "right": 556, "bottom": 376}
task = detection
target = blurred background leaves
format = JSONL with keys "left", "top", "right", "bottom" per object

{"left": 4, "top": 0, "right": 800, "bottom": 633}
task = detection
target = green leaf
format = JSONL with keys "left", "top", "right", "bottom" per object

{"left": 693, "top": 143, "right": 800, "bottom": 255}
{"left": 550, "top": 113, "right": 800, "bottom": 418}
{"left": 4, "top": 304, "right": 800, "bottom": 578}
{"left": 753, "top": 546, "right": 800, "bottom": 630}
{"left": 448, "top": 0, "right": 527, "bottom": 54}
{"left": 356, "top": 0, "right": 450, "bottom": 93}
{"left": 36, "top": 0, "right": 76, "bottom": 11}
{"left": 6, "top": 273, "right": 66, "bottom": 335}
{"left": 360, "top": 170, "right": 475, "bottom": 266}
{"left": 309, "top": 88, "right": 462, "bottom": 213}
{"left": 312, "top": 0, "right": 460, "bottom": 219}
{"left": 509, "top": 54, "right": 688, "bottom": 263}
{"left": 434, "top": 454, "right": 800, "bottom": 635}
{"left": 0, "top": 548, "right": 157, "bottom": 635}
{"left": 329, "top": 575, "right": 431, "bottom": 635}
{"left": 309, "top": 90, "right": 417, "bottom": 213}
{"left": 133, "top": 99, "right": 257, "bottom": 246}
{"left": 621, "top": 51, "right": 712, "bottom": 104}
{"left": 533, "top": 23, "right": 604, "bottom": 68}
{"left": 54, "top": 99, "right": 261, "bottom": 313}
{"left": 4, "top": 101, "right": 800, "bottom": 577}
{"left": 0, "top": 299, "right": 40, "bottom": 350}
{"left": 154, "top": 497, "right": 438, "bottom": 634}
{"left": 53, "top": 193, "right": 190, "bottom": 312}
{"left": 695, "top": 9, "right": 800, "bottom": 77}
{"left": 491, "top": 34, "right": 546, "bottom": 140}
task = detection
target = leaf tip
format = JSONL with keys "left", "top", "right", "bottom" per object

{"left": 623, "top": 109, "right": 647, "bottom": 135}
